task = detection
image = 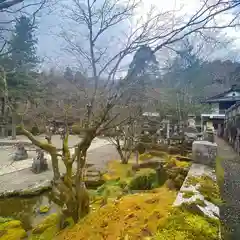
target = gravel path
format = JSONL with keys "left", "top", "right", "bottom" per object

{"left": 215, "top": 137, "right": 240, "bottom": 240}
{"left": 0, "top": 141, "right": 119, "bottom": 194}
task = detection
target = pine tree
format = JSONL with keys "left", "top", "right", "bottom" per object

{"left": 64, "top": 67, "right": 74, "bottom": 82}
{"left": 5, "top": 15, "right": 40, "bottom": 98}
{"left": 9, "top": 15, "right": 39, "bottom": 71}
{"left": 127, "top": 45, "right": 160, "bottom": 83}
{"left": 126, "top": 45, "right": 160, "bottom": 104}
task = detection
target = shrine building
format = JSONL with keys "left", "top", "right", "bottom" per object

{"left": 201, "top": 84, "right": 240, "bottom": 134}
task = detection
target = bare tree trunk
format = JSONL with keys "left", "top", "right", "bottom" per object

{"left": 74, "top": 131, "right": 94, "bottom": 221}
{"left": 135, "top": 151, "right": 139, "bottom": 165}
{"left": 11, "top": 111, "right": 16, "bottom": 140}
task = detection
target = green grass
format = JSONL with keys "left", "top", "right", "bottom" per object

{"left": 215, "top": 157, "right": 224, "bottom": 189}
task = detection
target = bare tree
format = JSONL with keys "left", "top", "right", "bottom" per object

{"left": 107, "top": 109, "right": 141, "bottom": 164}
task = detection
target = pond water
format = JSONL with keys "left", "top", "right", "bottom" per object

{"left": 0, "top": 191, "right": 59, "bottom": 230}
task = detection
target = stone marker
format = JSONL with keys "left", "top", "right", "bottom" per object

{"left": 12, "top": 143, "right": 28, "bottom": 161}
{"left": 31, "top": 149, "right": 48, "bottom": 174}
{"left": 192, "top": 141, "right": 217, "bottom": 167}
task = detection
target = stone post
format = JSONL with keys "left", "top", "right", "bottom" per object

{"left": 192, "top": 141, "right": 217, "bottom": 167}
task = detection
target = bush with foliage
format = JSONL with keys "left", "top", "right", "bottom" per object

{"left": 128, "top": 168, "right": 157, "bottom": 190}
{"left": 31, "top": 125, "right": 40, "bottom": 136}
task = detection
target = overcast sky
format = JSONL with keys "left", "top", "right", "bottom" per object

{"left": 35, "top": 0, "right": 240, "bottom": 70}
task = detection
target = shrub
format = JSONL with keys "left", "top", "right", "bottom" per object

{"left": 71, "top": 124, "right": 82, "bottom": 135}
{"left": 128, "top": 168, "right": 157, "bottom": 190}
{"left": 31, "top": 125, "right": 39, "bottom": 136}
{"left": 135, "top": 142, "right": 146, "bottom": 154}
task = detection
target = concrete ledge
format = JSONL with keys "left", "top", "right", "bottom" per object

{"left": 174, "top": 163, "right": 219, "bottom": 218}
{"left": 173, "top": 163, "right": 221, "bottom": 239}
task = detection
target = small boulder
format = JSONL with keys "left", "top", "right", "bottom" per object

{"left": 12, "top": 143, "right": 28, "bottom": 161}
{"left": 31, "top": 149, "right": 48, "bottom": 174}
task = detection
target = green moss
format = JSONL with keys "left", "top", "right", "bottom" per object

{"left": 182, "top": 191, "right": 195, "bottom": 199}
{"left": 128, "top": 168, "right": 157, "bottom": 190}
{"left": 29, "top": 213, "right": 62, "bottom": 240}
{"left": 192, "top": 198, "right": 207, "bottom": 207}
{"left": 185, "top": 176, "right": 199, "bottom": 186}
{"left": 198, "top": 175, "right": 223, "bottom": 206}
{"left": 0, "top": 220, "right": 22, "bottom": 229}
{"left": 155, "top": 205, "right": 219, "bottom": 240}
{"left": 0, "top": 217, "right": 13, "bottom": 224}
{"left": 102, "top": 161, "right": 133, "bottom": 181}
{"left": 31, "top": 213, "right": 60, "bottom": 235}
{"left": 97, "top": 183, "right": 124, "bottom": 198}
{"left": 184, "top": 174, "right": 222, "bottom": 206}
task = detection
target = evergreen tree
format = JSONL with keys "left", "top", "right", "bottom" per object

{"left": 127, "top": 45, "right": 160, "bottom": 86}
{"left": 9, "top": 15, "right": 39, "bottom": 71}
{"left": 5, "top": 15, "right": 39, "bottom": 99}
{"left": 64, "top": 67, "right": 74, "bottom": 82}
{"left": 126, "top": 45, "right": 160, "bottom": 106}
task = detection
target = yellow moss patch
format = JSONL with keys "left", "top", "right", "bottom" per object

{"left": 0, "top": 219, "right": 27, "bottom": 240}
{"left": 39, "top": 205, "right": 50, "bottom": 214}
{"left": 164, "top": 157, "right": 191, "bottom": 169}
{"left": 155, "top": 205, "right": 220, "bottom": 240}
{"left": 102, "top": 160, "right": 133, "bottom": 181}
{"left": 0, "top": 228, "right": 27, "bottom": 240}
{"left": 57, "top": 187, "right": 176, "bottom": 240}
{"left": 139, "top": 153, "right": 153, "bottom": 161}
{"left": 0, "top": 220, "right": 22, "bottom": 229}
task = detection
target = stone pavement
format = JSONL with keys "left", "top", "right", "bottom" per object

{"left": 0, "top": 136, "right": 119, "bottom": 195}
{"left": 0, "top": 137, "right": 110, "bottom": 176}
{"left": 215, "top": 137, "right": 240, "bottom": 240}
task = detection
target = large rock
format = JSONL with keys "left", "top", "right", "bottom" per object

{"left": 192, "top": 141, "right": 217, "bottom": 167}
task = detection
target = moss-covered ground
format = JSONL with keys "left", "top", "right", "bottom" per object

{"left": 56, "top": 154, "right": 193, "bottom": 240}
{"left": 0, "top": 153, "right": 195, "bottom": 240}
{"left": 185, "top": 174, "right": 223, "bottom": 206}
{"left": 155, "top": 204, "right": 220, "bottom": 240}
{"left": 0, "top": 217, "right": 27, "bottom": 240}
{"left": 57, "top": 187, "right": 176, "bottom": 240}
